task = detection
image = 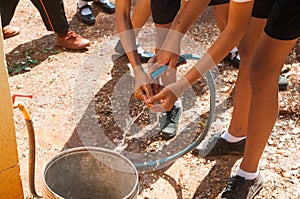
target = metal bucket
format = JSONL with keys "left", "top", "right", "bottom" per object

{"left": 41, "top": 147, "right": 139, "bottom": 199}
{"left": 14, "top": 98, "right": 139, "bottom": 199}
{"left": 16, "top": 100, "right": 139, "bottom": 199}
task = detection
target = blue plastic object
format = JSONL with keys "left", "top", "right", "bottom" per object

{"left": 134, "top": 54, "right": 216, "bottom": 172}
{"left": 150, "top": 56, "right": 186, "bottom": 79}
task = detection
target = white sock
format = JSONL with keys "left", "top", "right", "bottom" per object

{"left": 174, "top": 98, "right": 182, "bottom": 108}
{"left": 236, "top": 166, "right": 259, "bottom": 180}
{"left": 231, "top": 47, "right": 238, "bottom": 53}
{"left": 221, "top": 130, "right": 246, "bottom": 143}
{"left": 78, "top": 0, "right": 92, "bottom": 15}
{"left": 100, "top": 0, "right": 110, "bottom": 3}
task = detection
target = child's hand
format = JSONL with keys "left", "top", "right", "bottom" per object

{"left": 146, "top": 84, "right": 178, "bottom": 112}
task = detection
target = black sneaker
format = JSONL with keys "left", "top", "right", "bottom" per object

{"left": 193, "top": 133, "right": 246, "bottom": 157}
{"left": 114, "top": 40, "right": 154, "bottom": 63}
{"left": 159, "top": 105, "right": 182, "bottom": 139}
{"left": 224, "top": 52, "right": 240, "bottom": 69}
{"left": 220, "top": 174, "right": 264, "bottom": 199}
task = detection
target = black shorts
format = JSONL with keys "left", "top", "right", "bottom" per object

{"left": 209, "top": 0, "right": 229, "bottom": 6}
{"left": 151, "top": 0, "right": 229, "bottom": 24}
{"left": 252, "top": 0, "right": 300, "bottom": 40}
{"left": 151, "top": 0, "right": 181, "bottom": 24}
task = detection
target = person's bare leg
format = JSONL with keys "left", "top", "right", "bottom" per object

{"left": 153, "top": 1, "right": 189, "bottom": 86}
{"left": 240, "top": 34, "right": 298, "bottom": 172}
{"left": 131, "top": 0, "right": 151, "bottom": 36}
{"left": 155, "top": 23, "right": 177, "bottom": 85}
{"left": 214, "top": 6, "right": 268, "bottom": 138}
{"left": 213, "top": 4, "right": 229, "bottom": 32}
{"left": 227, "top": 17, "right": 266, "bottom": 137}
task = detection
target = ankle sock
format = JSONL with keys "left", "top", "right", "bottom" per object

{"left": 231, "top": 47, "right": 238, "bottom": 54}
{"left": 221, "top": 130, "right": 246, "bottom": 143}
{"left": 236, "top": 167, "right": 259, "bottom": 180}
{"left": 174, "top": 98, "right": 182, "bottom": 108}
{"left": 100, "top": 0, "right": 110, "bottom": 3}
{"left": 78, "top": 0, "right": 92, "bottom": 15}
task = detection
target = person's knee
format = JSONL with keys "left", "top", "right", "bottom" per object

{"left": 237, "top": 47, "right": 252, "bottom": 65}
{"left": 249, "top": 64, "right": 278, "bottom": 90}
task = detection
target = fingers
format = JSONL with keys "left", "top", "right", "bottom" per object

{"left": 146, "top": 91, "right": 165, "bottom": 111}
{"left": 167, "top": 55, "right": 179, "bottom": 69}
{"left": 166, "top": 58, "right": 178, "bottom": 76}
{"left": 152, "top": 80, "right": 163, "bottom": 95}
{"left": 147, "top": 98, "right": 173, "bottom": 112}
{"left": 149, "top": 104, "right": 166, "bottom": 112}
{"left": 147, "top": 61, "right": 165, "bottom": 78}
{"left": 146, "top": 90, "right": 162, "bottom": 105}
{"left": 153, "top": 83, "right": 160, "bottom": 96}
{"left": 147, "top": 54, "right": 170, "bottom": 78}
{"left": 134, "top": 82, "right": 161, "bottom": 102}
{"left": 148, "top": 54, "right": 187, "bottom": 78}
{"left": 143, "top": 84, "right": 154, "bottom": 98}
{"left": 134, "top": 88, "right": 147, "bottom": 102}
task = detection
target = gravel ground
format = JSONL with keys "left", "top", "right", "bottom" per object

{"left": 3, "top": 0, "right": 299, "bottom": 198}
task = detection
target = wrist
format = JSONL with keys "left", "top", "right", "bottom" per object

{"left": 167, "top": 77, "right": 190, "bottom": 98}
{"left": 160, "top": 30, "right": 184, "bottom": 55}
{"left": 193, "top": 52, "right": 216, "bottom": 75}
{"left": 133, "top": 65, "right": 145, "bottom": 75}
{"left": 118, "top": 30, "right": 137, "bottom": 53}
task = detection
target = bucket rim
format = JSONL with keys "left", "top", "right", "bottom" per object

{"left": 42, "top": 146, "right": 139, "bottom": 199}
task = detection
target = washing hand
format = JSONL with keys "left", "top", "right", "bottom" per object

{"left": 133, "top": 65, "right": 164, "bottom": 102}
{"left": 146, "top": 76, "right": 191, "bottom": 112}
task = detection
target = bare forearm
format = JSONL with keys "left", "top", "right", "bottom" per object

{"left": 115, "top": 0, "right": 141, "bottom": 68}
{"left": 207, "top": 0, "right": 254, "bottom": 65}
{"left": 171, "top": 0, "right": 211, "bottom": 34}
{"left": 185, "top": 1, "right": 254, "bottom": 83}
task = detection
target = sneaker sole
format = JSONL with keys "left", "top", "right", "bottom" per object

{"left": 250, "top": 185, "right": 263, "bottom": 199}
{"left": 76, "top": 13, "right": 96, "bottom": 26}
{"left": 160, "top": 131, "right": 177, "bottom": 139}
{"left": 193, "top": 146, "right": 244, "bottom": 157}
{"left": 55, "top": 43, "right": 90, "bottom": 50}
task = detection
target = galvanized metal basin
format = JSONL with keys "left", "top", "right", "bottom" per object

{"left": 42, "top": 147, "right": 138, "bottom": 199}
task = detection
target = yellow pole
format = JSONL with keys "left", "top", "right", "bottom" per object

{"left": 0, "top": 19, "right": 24, "bottom": 198}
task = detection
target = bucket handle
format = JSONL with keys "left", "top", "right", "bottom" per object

{"left": 14, "top": 100, "right": 42, "bottom": 198}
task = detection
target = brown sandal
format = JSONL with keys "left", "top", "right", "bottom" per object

{"left": 2, "top": 25, "right": 20, "bottom": 39}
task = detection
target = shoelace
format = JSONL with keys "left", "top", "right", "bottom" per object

{"left": 65, "top": 31, "right": 79, "bottom": 40}
{"left": 168, "top": 106, "right": 180, "bottom": 122}
{"left": 202, "top": 134, "right": 225, "bottom": 150}
{"left": 224, "top": 175, "right": 245, "bottom": 194}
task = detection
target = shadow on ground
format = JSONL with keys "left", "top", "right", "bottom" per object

{"left": 61, "top": 51, "right": 240, "bottom": 198}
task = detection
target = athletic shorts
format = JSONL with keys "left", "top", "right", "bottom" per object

{"left": 209, "top": 0, "right": 229, "bottom": 6}
{"left": 151, "top": 0, "right": 229, "bottom": 24}
{"left": 252, "top": 0, "right": 300, "bottom": 40}
{"left": 151, "top": 0, "right": 181, "bottom": 24}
